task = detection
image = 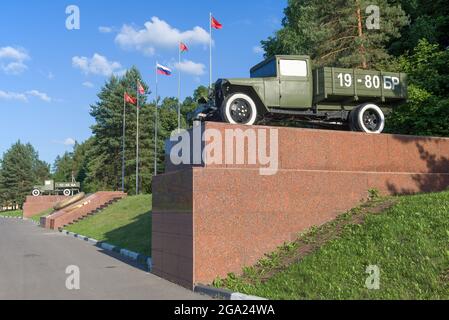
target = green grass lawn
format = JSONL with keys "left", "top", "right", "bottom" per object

{"left": 0, "top": 210, "right": 22, "bottom": 218}
{"left": 31, "top": 208, "right": 54, "bottom": 223}
{"left": 65, "top": 195, "right": 152, "bottom": 256}
{"left": 216, "top": 191, "right": 449, "bottom": 300}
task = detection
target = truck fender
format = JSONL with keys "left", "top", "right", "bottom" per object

{"left": 226, "top": 85, "right": 268, "bottom": 116}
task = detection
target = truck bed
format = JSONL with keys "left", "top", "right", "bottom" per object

{"left": 55, "top": 182, "right": 80, "bottom": 189}
{"left": 313, "top": 67, "right": 407, "bottom": 105}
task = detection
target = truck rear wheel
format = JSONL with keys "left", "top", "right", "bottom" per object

{"left": 32, "top": 189, "right": 41, "bottom": 197}
{"left": 63, "top": 189, "right": 72, "bottom": 197}
{"left": 350, "top": 104, "right": 385, "bottom": 134}
{"left": 221, "top": 93, "right": 258, "bottom": 126}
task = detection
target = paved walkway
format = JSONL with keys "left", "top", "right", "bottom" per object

{"left": 0, "top": 218, "right": 208, "bottom": 300}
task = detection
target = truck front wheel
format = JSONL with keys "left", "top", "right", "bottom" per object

{"left": 221, "top": 93, "right": 258, "bottom": 126}
{"left": 350, "top": 104, "right": 385, "bottom": 134}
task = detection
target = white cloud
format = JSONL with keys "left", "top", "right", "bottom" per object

{"left": 0, "top": 46, "right": 30, "bottom": 75}
{"left": 115, "top": 17, "right": 210, "bottom": 55}
{"left": 253, "top": 46, "right": 265, "bottom": 54}
{"left": 0, "top": 90, "right": 28, "bottom": 102}
{"left": 26, "top": 90, "right": 52, "bottom": 102}
{"left": 0, "top": 89, "right": 52, "bottom": 103}
{"left": 64, "top": 138, "right": 76, "bottom": 146}
{"left": 99, "top": 26, "right": 113, "bottom": 33}
{"left": 174, "top": 60, "right": 206, "bottom": 76}
{"left": 0, "top": 46, "right": 29, "bottom": 61}
{"left": 82, "top": 81, "right": 94, "bottom": 88}
{"left": 72, "top": 53, "right": 125, "bottom": 76}
{"left": 2, "top": 61, "right": 28, "bottom": 74}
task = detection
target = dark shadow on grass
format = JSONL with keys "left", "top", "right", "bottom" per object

{"left": 91, "top": 210, "right": 152, "bottom": 272}
{"left": 102, "top": 211, "right": 152, "bottom": 258}
{"left": 387, "top": 136, "right": 449, "bottom": 195}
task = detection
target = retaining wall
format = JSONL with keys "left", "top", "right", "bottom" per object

{"left": 23, "top": 196, "right": 67, "bottom": 218}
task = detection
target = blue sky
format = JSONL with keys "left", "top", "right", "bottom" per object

{"left": 0, "top": 0, "right": 286, "bottom": 164}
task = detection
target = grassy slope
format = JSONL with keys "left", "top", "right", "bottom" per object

{"left": 0, "top": 210, "right": 22, "bottom": 218}
{"left": 65, "top": 195, "right": 152, "bottom": 256}
{"left": 219, "top": 192, "right": 449, "bottom": 300}
{"left": 31, "top": 208, "right": 54, "bottom": 223}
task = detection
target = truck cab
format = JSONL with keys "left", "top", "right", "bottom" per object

{"left": 250, "top": 55, "right": 313, "bottom": 109}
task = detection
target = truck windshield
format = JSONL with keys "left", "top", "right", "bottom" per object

{"left": 251, "top": 59, "right": 277, "bottom": 78}
{"left": 279, "top": 60, "right": 308, "bottom": 77}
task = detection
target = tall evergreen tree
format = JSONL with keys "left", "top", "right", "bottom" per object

{"left": 52, "top": 152, "right": 74, "bottom": 182}
{"left": 386, "top": 39, "right": 449, "bottom": 136}
{"left": 85, "top": 67, "right": 155, "bottom": 194}
{"left": 262, "top": 0, "right": 409, "bottom": 68}
{"left": 0, "top": 141, "right": 49, "bottom": 206}
{"left": 72, "top": 139, "right": 93, "bottom": 189}
{"left": 52, "top": 140, "right": 93, "bottom": 190}
{"left": 389, "top": 0, "right": 449, "bottom": 55}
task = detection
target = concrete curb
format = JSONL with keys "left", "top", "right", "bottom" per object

{"left": 59, "top": 229, "right": 152, "bottom": 270}
{"left": 23, "top": 218, "right": 40, "bottom": 226}
{"left": 0, "top": 216, "right": 23, "bottom": 220}
{"left": 0, "top": 216, "right": 41, "bottom": 226}
{"left": 194, "top": 284, "right": 267, "bottom": 301}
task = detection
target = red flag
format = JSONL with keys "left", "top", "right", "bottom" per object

{"left": 137, "top": 81, "right": 145, "bottom": 95}
{"left": 180, "top": 42, "right": 189, "bottom": 53}
{"left": 211, "top": 16, "right": 223, "bottom": 29}
{"left": 124, "top": 92, "right": 137, "bottom": 105}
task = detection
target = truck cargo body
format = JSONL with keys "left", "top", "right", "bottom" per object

{"left": 313, "top": 67, "right": 407, "bottom": 108}
{"left": 55, "top": 182, "right": 80, "bottom": 189}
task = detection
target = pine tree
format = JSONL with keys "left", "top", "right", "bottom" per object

{"left": 85, "top": 67, "right": 156, "bottom": 194}
{"left": 390, "top": 0, "right": 449, "bottom": 55}
{"left": 262, "top": 0, "right": 409, "bottom": 68}
{"left": 0, "top": 141, "right": 49, "bottom": 206}
{"left": 53, "top": 152, "right": 75, "bottom": 182}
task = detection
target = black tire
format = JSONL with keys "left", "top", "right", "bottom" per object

{"left": 220, "top": 93, "right": 258, "bottom": 126}
{"left": 349, "top": 104, "right": 385, "bottom": 134}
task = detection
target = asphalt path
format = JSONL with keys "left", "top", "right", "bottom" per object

{"left": 0, "top": 218, "right": 208, "bottom": 300}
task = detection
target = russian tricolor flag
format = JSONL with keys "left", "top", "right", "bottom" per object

{"left": 157, "top": 64, "right": 172, "bottom": 76}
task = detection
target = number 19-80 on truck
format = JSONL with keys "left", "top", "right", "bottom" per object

{"left": 192, "top": 55, "right": 407, "bottom": 134}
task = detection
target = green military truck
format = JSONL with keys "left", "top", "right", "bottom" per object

{"left": 193, "top": 55, "right": 407, "bottom": 134}
{"left": 32, "top": 180, "right": 80, "bottom": 197}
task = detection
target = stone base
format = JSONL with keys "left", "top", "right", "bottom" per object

{"left": 23, "top": 196, "right": 67, "bottom": 218}
{"left": 152, "top": 122, "right": 449, "bottom": 289}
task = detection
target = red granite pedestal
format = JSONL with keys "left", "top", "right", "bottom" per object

{"left": 152, "top": 122, "right": 449, "bottom": 289}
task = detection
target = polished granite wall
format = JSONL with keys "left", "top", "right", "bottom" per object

{"left": 153, "top": 122, "right": 449, "bottom": 288}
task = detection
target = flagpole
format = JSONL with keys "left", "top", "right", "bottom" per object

{"left": 178, "top": 42, "right": 181, "bottom": 132}
{"left": 154, "top": 63, "right": 159, "bottom": 177}
{"left": 136, "top": 82, "right": 140, "bottom": 195}
{"left": 209, "top": 12, "right": 212, "bottom": 89}
{"left": 122, "top": 93, "right": 126, "bottom": 192}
